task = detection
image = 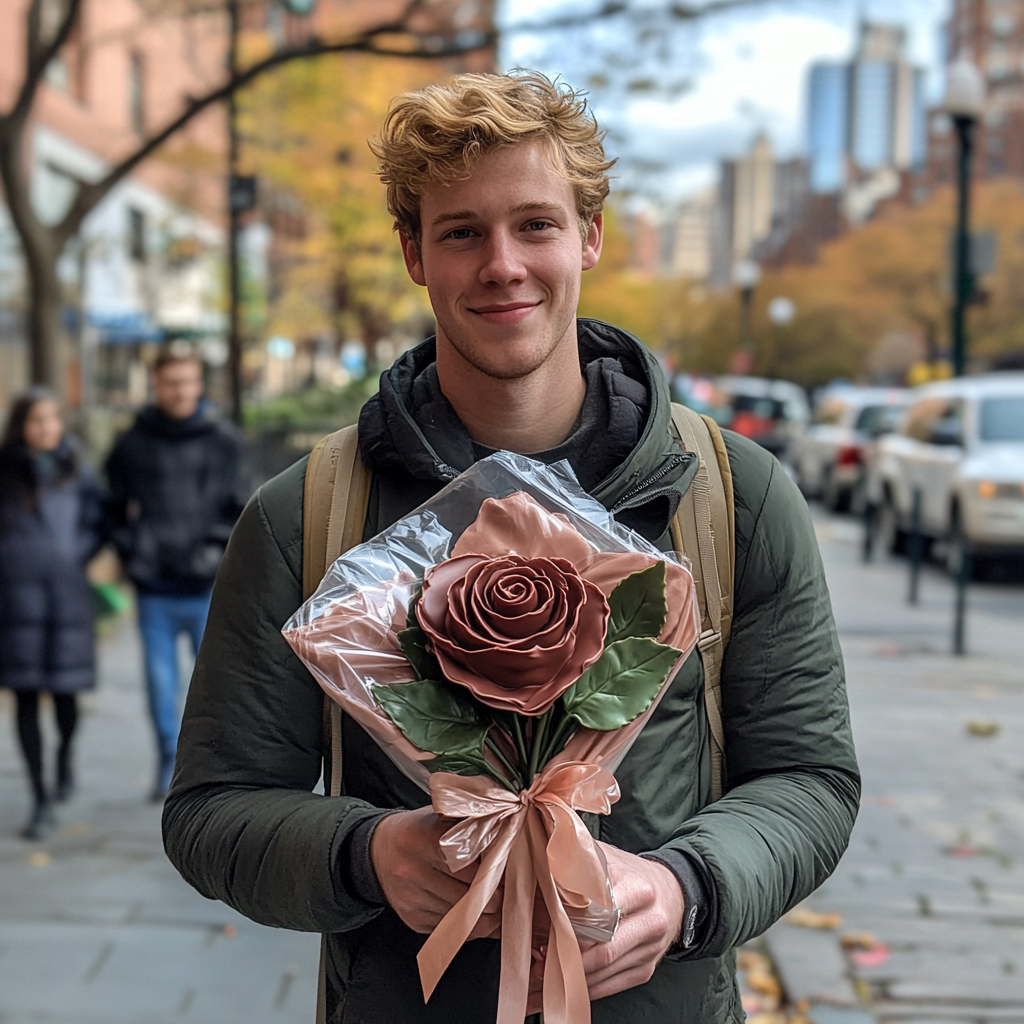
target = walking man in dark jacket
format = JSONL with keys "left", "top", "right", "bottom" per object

{"left": 106, "top": 348, "right": 247, "bottom": 798}
{"left": 164, "top": 72, "right": 859, "bottom": 1022}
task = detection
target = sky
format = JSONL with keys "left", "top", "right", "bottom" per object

{"left": 501, "top": 0, "right": 951, "bottom": 203}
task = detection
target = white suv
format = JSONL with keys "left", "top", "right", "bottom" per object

{"left": 872, "top": 374, "right": 1024, "bottom": 573}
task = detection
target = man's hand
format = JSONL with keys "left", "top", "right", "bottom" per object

{"left": 526, "top": 842, "right": 684, "bottom": 1013}
{"left": 369, "top": 807, "right": 501, "bottom": 938}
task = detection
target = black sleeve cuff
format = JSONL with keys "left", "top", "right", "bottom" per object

{"left": 337, "top": 810, "right": 403, "bottom": 907}
{"left": 640, "top": 847, "right": 720, "bottom": 960}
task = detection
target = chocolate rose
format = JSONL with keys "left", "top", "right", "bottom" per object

{"left": 416, "top": 553, "right": 610, "bottom": 715}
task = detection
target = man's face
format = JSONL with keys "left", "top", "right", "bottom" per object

{"left": 401, "top": 143, "right": 602, "bottom": 382}
{"left": 154, "top": 360, "right": 203, "bottom": 420}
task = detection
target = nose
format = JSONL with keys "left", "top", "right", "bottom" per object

{"left": 478, "top": 228, "right": 527, "bottom": 287}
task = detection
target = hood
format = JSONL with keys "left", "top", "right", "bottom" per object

{"left": 135, "top": 400, "right": 219, "bottom": 440}
{"left": 961, "top": 444, "right": 1024, "bottom": 482}
{"left": 358, "top": 319, "right": 696, "bottom": 541}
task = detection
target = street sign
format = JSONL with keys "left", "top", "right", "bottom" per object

{"left": 230, "top": 175, "right": 258, "bottom": 214}
{"left": 948, "top": 229, "right": 996, "bottom": 287}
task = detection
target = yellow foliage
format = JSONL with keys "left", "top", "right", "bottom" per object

{"left": 662, "top": 179, "right": 1024, "bottom": 386}
{"left": 239, "top": 50, "right": 442, "bottom": 352}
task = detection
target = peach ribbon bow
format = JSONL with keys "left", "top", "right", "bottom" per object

{"left": 416, "top": 762, "right": 620, "bottom": 1024}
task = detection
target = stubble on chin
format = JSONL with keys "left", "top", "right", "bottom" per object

{"left": 435, "top": 312, "right": 575, "bottom": 383}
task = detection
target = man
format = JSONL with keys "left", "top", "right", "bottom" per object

{"left": 164, "top": 72, "right": 859, "bottom": 1022}
{"left": 106, "top": 348, "right": 247, "bottom": 799}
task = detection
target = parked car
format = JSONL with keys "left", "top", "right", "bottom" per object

{"left": 870, "top": 373, "right": 1024, "bottom": 574}
{"left": 794, "top": 387, "right": 908, "bottom": 512}
{"left": 713, "top": 376, "right": 810, "bottom": 462}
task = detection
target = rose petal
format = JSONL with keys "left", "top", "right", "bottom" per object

{"left": 452, "top": 492, "right": 596, "bottom": 564}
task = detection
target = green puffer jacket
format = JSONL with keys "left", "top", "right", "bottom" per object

{"left": 163, "top": 323, "right": 859, "bottom": 1024}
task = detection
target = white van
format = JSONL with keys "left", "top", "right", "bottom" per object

{"left": 872, "top": 374, "right": 1024, "bottom": 573}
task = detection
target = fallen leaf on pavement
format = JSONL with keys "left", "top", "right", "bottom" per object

{"left": 785, "top": 906, "right": 843, "bottom": 930}
{"left": 946, "top": 844, "right": 978, "bottom": 858}
{"left": 746, "top": 969, "right": 783, "bottom": 1001}
{"left": 849, "top": 942, "right": 891, "bottom": 968}
{"left": 841, "top": 932, "right": 877, "bottom": 950}
{"left": 966, "top": 720, "right": 999, "bottom": 737}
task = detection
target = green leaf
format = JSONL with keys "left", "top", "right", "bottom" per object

{"left": 562, "top": 638, "right": 682, "bottom": 731}
{"left": 372, "top": 679, "right": 487, "bottom": 756}
{"left": 396, "top": 626, "right": 441, "bottom": 682}
{"left": 422, "top": 751, "right": 494, "bottom": 776}
{"left": 605, "top": 561, "right": 668, "bottom": 644}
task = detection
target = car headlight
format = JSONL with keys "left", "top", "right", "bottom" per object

{"left": 976, "top": 480, "right": 1024, "bottom": 499}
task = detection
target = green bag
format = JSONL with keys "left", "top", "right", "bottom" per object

{"left": 91, "top": 582, "right": 131, "bottom": 620}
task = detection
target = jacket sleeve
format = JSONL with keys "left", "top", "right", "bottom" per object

{"left": 102, "top": 436, "right": 134, "bottom": 563}
{"left": 77, "top": 462, "right": 108, "bottom": 563}
{"left": 659, "top": 435, "right": 860, "bottom": 958}
{"left": 211, "top": 426, "right": 250, "bottom": 545}
{"left": 162, "top": 460, "right": 389, "bottom": 933}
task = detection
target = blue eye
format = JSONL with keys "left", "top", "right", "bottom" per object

{"left": 525, "top": 221, "right": 550, "bottom": 231}
{"left": 446, "top": 228, "right": 474, "bottom": 240}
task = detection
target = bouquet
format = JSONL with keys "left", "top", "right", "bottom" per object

{"left": 283, "top": 452, "right": 699, "bottom": 1024}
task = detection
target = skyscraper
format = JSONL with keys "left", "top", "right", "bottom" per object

{"left": 806, "top": 21, "right": 926, "bottom": 193}
{"left": 808, "top": 64, "right": 849, "bottom": 191}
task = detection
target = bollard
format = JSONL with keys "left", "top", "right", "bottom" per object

{"left": 954, "top": 544, "right": 971, "bottom": 656}
{"left": 862, "top": 500, "right": 875, "bottom": 563}
{"left": 907, "top": 488, "right": 923, "bottom": 605}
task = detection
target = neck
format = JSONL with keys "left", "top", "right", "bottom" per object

{"left": 436, "top": 329, "right": 586, "bottom": 454}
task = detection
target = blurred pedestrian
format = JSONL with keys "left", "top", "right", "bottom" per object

{"left": 0, "top": 388, "right": 105, "bottom": 840}
{"left": 105, "top": 348, "right": 247, "bottom": 800}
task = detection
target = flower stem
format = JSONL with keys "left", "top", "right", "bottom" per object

{"left": 511, "top": 716, "right": 529, "bottom": 777}
{"left": 541, "top": 715, "right": 579, "bottom": 768}
{"left": 527, "top": 708, "right": 552, "bottom": 785}
{"left": 481, "top": 761, "right": 518, "bottom": 793}
{"left": 485, "top": 735, "right": 522, "bottom": 790}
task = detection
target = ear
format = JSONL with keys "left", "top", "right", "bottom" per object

{"left": 400, "top": 233, "right": 427, "bottom": 286}
{"left": 582, "top": 213, "right": 603, "bottom": 271}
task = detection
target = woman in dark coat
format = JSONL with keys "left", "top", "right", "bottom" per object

{"left": 0, "top": 388, "right": 104, "bottom": 839}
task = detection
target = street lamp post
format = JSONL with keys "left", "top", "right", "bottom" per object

{"left": 733, "top": 259, "right": 761, "bottom": 375}
{"left": 944, "top": 57, "right": 985, "bottom": 379}
{"left": 766, "top": 295, "right": 795, "bottom": 380}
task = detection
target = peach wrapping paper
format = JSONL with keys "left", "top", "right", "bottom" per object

{"left": 281, "top": 454, "right": 700, "bottom": 1022}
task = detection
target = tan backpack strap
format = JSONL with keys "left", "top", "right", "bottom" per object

{"left": 304, "top": 425, "right": 371, "bottom": 1024}
{"left": 669, "top": 404, "right": 735, "bottom": 801}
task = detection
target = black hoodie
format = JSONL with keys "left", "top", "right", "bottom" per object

{"left": 104, "top": 403, "right": 248, "bottom": 594}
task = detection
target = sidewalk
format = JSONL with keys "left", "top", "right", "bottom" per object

{"left": 766, "top": 512, "right": 1024, "bottom": 1024}
{"left": 0, "top": 615, "right": 318, "bottom": 1024}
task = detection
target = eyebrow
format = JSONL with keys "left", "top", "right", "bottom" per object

{"left": 429, "top": 201, "right": 566, "bottom": 228}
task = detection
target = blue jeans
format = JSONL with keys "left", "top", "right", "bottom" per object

{"left": 137, "top": 592, "right": 211, "bottom": 762}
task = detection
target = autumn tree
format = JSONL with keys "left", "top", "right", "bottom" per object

{"left": 664, "top": 179, "right": 1024, "bottom": 388}
{"left": 239, "top": 51, "right": 438, "bottom": 370}
{"left": 0, "top": 0, "right": 494, "bottom": 397}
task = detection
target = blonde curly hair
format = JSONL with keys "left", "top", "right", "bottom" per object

{"left": 370, "top": 70, "right": 614, "bottom": 244}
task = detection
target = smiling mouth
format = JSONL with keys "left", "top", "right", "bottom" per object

{"left": 468, "top": 301, "right": 540, "bottom": 315}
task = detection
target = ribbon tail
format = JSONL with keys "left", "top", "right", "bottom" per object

{"left": 495, "top": 828, "right": 536, "bottom": 1024}
{"left": 526, "top": 811, "right": 590, "bottom": 1024}
{"left": 417, "top": 824, "right": 516, "bottom": 1003}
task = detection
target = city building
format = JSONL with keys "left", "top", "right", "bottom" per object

{"left": 670, "top": 190, "right": 715, "bottom": 280}
{"left": 708, "top": 134, "right": 819, "bottom": 284}
{"left": 806, "top": 21, "right": 927, "bottom": 204}
{"left": 924, "top": 0, "right": 1024, "bottom": 188}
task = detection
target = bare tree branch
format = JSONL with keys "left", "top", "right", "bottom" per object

{"left": 504, "top": 0, "right": 769, "bottom": 34}
{"left": 54, "top": 23, "right": 495, "bottom": 244}
{"left": 3, "top": 0, "right": 84, "bottom": 127}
